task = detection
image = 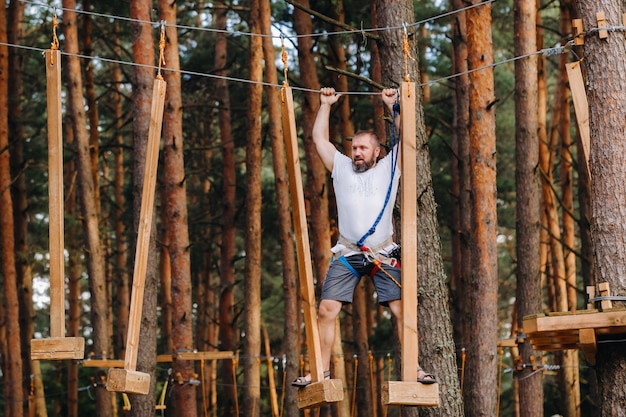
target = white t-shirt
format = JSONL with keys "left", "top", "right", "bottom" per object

{"left": 331, "top": 149, "right": 400, "bottom": 250}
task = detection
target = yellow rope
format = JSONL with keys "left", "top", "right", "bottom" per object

{"left": 402, "top": 24, "right": 413, "bottom": 86}
{"left": 49, "top": 14, "right": 60, "bottom": 65}
{"left": 157, "top": 21, "right": 166, "bottom": 79}
{"left": 232, "top": 355, "right": 240, "bottom": 416}
{"left": 281, "top": 35, "right": 289, "bottom": 87}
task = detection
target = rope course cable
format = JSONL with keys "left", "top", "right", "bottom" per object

{"left": 6, "top": 0, "right": 582, "bottom": 95}
{"left": 20, "top": 0, "right": 496, "bottom": 40}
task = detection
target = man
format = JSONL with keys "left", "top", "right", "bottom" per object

{"left": 293, "top": 87, "right": 435, "bottom": 386}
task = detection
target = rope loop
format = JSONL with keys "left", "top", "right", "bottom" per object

{"left": 157, "top": 20, "right": 166, "bottom": 79}
{"left": 402, "top": 23, "right": 412, "bottom": 82}
{"left": 281, "top": 34, "right": 289, "bottom": 86}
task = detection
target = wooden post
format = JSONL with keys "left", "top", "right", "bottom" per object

{"left": 382, "top": 82, "right": 439, "bottom": 407}
{"left": 280, "top": 86, "right": 343, "bottom": 408}
{"left": 106, "top": 77, "right": 167, "bottom": 394}
{"left": 31, "top": 49, "right": 85, "bottom": 360}
{"left": 565, "top": 61, "right": 591, "bottom": 181}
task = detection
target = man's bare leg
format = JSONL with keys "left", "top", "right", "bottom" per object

{"left": 293, "top": 298, "right": 342, "bottom": 386}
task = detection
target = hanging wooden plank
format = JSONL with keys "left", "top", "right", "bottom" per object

{"left": 382, "top": 82, "right": 439, "bottom": 407}
{"left": 565, "top": 61, "right": 591, "bottom": 181}
{"left": 31, "top": 49, "right": 85, "bottom": 361}
{"left": 280, "top": 86, "right": 343, "bottom": 408}
{"left": 107, "top": 77, "right": 166, "bottom": 395}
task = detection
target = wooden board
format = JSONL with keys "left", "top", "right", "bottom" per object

{"left": 106, "top": 368, "right": 151, "bottom": 395}
{"left": 31, "top": 337, "right": 85, "bottom": 360}
{"left": 107, "top": 77, "right": 166, "bottom": 393}
{"left": 565, "top": 61, "right": 591, "bottom": 181}
{"left": 296, "top": 379, "right": 344, "bottom": 409}
{"left": 280, "top": 87, "right": 325, "bottom": 385}
{"left": 523, "top": 310, "right": 626, "bottom": 363}
{"left": 382, "top": 381, "right": 440, "bottom": 406}
{"left": 400, "top": 81, "right": 419, "bottom": 382}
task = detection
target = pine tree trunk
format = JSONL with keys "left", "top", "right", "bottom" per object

{"left": 129, "top": 1, "right": 159, "bottom": 414}
{"left": 82, "top": 1, "right": 100, "bottom": 214}
{"left": 374, "top": 1, "right": 463, "bottom": 416}
{"left": 243, "top": 0, "right": 263, "bottom": 414}
{"left": 513, "top": 0, "right": 544, "bottom": 413}
{"left": 158, "top": 2, "right": 197, "bottom": 415}
{"left": 575, "top": 1, "right": 626, "bottom": 415}
{"left": 293, "top": 0, "right": 332, "bottom": 292}
{"left": 259, "top": 2, "right": 301, "bottom": 414}
{"left": 8, "top": 2, "right": 37, "bottom": 415}
{"left": 111, "top": 22, "right": 130, "bottom": 361}
{"left": 449, "top": 0, "right": 472, "bottom": 386}
{"left": 212, "top": 0, "right": 238, "bottom": 414}
{"left": 0, "top": 6, "right": 24, "bottom": 416}
{"left": 61, "top": 4, "right": 113, "bottom": 416}
{"left": 464, "top": 0, "right": 499, "bottom": 413}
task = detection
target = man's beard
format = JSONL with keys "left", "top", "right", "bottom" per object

{"left": 352, "top": 158, "right": 376, "bottom": 172}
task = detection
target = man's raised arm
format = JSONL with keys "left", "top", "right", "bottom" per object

{"left": 312, "top": 87, "right": 342, "bottom": 172}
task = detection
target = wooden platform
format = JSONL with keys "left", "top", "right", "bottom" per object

{"left": 522, "top": 308, "right": 626, "bottom": 364}
{"left": 381, "top": 381, "right": 440, "bottom": 406}
{"left": 296, "top": 379, "right": 344, "bottom": 409}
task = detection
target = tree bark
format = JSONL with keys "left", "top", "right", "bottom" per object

{"left": 375, "top": 1, "right": 463, "bottom": 416}
{"left": 213, "top": 1, "right": 238, "bottom": 415}
{"left": 259, "top": 2, "right": 301, "bottom": 415}
{"left": 513, "top": 0, "right": 544, "bottom": 413}
{"left": 129, "top": 1, "right": 159, "bottom": 414}
{"left": 575, "top": 1, "right": 626, "bottom": 415}
{"left": 158, "top": 2, "right": 197, "bottom": 415}
{"left": 243, "top": 0, "right": 263, "bottom": 415}
{"left": 449, "top": 0, "right": 472, "bottom": 387}
{"left": 111, "top": 21, "right": 130, "bottom": 361}
{"left": 62, "top": 3, "right": 113, "bottom": 415}
{"left": 463, "top": 0, "right": 499, "bottom": 414}
{"left": 0, "top": 6, "right": 24, "bottom": 416}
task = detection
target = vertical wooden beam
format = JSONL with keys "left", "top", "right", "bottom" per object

{"left": 30, "top": 50, "right": 85, "bottom": 360}
{"left": 107, "top": 77, "right": 166, "bottom": 394}
{"left": 400, "top": 81, "right": 418, "bottom": 382}
{"left": 382, "top": 83, "right": 439, "bottom": 407}
{"left": 565, "top": 61, "right": 591, "bottom": 181}
{"left": 280, "top": 86, "right": 343, "bottom": 408}
{"left": 46, "top": 49, "right": 65, "bottom": 340}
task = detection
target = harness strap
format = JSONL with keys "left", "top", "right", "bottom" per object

{"left": 338, "top": 255, "right": 361, "bottom": 278}
{"left": 337, "top": 235, "right": 393, "bottom": 256}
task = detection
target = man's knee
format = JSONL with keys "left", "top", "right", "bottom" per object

{"left": 318, "top": 300, "right": 341, "bottom": 321}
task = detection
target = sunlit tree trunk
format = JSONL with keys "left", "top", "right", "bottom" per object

{"left": 129, "top": 1, "right": 159, "bottom": 414}
{"left": 463, "top": 0, "right": 499, "bottom": 413}
{"left": 375, "top": 1, "right": 463, "bottom": 416}
{"left": 0, "top": 6, "right": 24, "bottom": 416}
{"left": 449, "top": 0, "right": 471, "bottom": 387}
{"left": 293, "top": 0, "right": 332, "bottom": 294}
{"left": 259, "top": 2, "right": 300, "bottom": 415}
{"left": 243, "top": 0, "right": 263, "bottom": 415}
{"left": 513, "top": 0, "right": 543, "bottom": 413}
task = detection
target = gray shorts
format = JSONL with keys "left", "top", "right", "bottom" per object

{"left": 320, "top": 254, "right": 401, "bottom": 306}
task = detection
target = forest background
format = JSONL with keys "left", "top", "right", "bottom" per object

{"left": 2, "top": 0, "right": 625, "bottom": 416}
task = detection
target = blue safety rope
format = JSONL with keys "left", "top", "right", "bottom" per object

{"left": 356, "top": 102, "right": 401, "bottom": 250}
